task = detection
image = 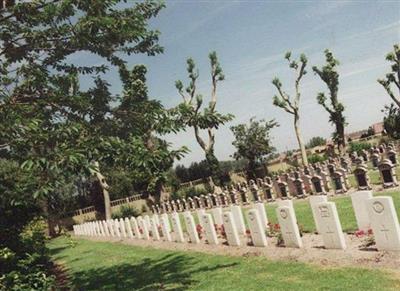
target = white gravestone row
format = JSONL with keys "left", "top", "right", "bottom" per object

{"left": 74, "top": 193, "right": 400, "bottom": 251}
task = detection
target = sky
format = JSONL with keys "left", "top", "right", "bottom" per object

{"left": 78, "top": 0, "right": 400, "bottom": 166}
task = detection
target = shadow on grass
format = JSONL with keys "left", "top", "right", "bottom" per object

{"left": 55, "top": 250, "right": 237, "bottom": 291}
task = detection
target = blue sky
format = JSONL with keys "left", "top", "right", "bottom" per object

{"left": 79, "top": 0, "right": 400, "bottom": 166}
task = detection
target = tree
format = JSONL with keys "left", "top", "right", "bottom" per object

{"left": 175, "top": 52, "right": 234, "bottom": 179}
{"left": 313, "top": 50, "right": 347, "bottom": 153}
{"left": 306, "top": 136, "right": 327, "bottom": 149}
{"left": 378, "top": 44, "right": 400, "bottom": 107}
{"left": 272, "top": 51, "right": 309, "bottom": 166}
{"left": 383, "top": 104, "right": 400, "bottom": 139}
{"left": 230, "top": 117, "right": 278, "bottom": 179}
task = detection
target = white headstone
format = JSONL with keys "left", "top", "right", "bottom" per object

{"left": 160, "top": 214, "right": 172, "bottom": 241}
{"left": 202, "top": 213, "right": 219, "bottom": 245}
{"left": 230, "top": 205, "right": 246, "bottom": 234}
{"left": 276, "top": 206, "right": 303, "bottom": 248}
{"left": 171, "top": 212, "right": 185, "bottom": 243}
{"left": 161, "top": 213, "right": 171, "bottom": 232}
{"left": 278, "top": 199, "right": 295, "bottom": 211}
{"left": 315, "top": 202, "right": 346, "bottom": 250}
{"left": 351, "top": 190, "right": 373, "bottom": 230}
{"left": 183, "top": 211, "right": 200, "bottom": 244}
{"left": 102, "top": 220, "right": 110, "bottom": 236}
{"left": 255, "top": 202, "right": 268, "bottom": 231}
{"left": 107, "top": 220, "right": 115, "bottom": 237}
{"left": 309, "top": 195, "right": 328, "bottom": 234}
{"left": 222, "top": 212, "right": 240, "bottom": 246}
{"left": 98, "top": 221, "right": 105, "bottom": 236}
{"left": 153, "top": 213, "right": 160, "bottom": 226}
{"left": 150, "top": 217, "right": 160, "bottom": 241}
{"left": 119, "top": 218, "right": 127, "bottom": 238}
{"left": 144, "top": 215, "right": 152, "bottom": 230}
{"left": 125, "top": 217, "right": 134, "bottom": 238}
{"left": 113, "top": 219, "right": 121, "bottom": 237}
{"left": 137, "top": 216, "right": 150, "bottom": 240}
{"left": 211, "top": 207, "right": 224, "bottom": 226}
{"left": 246, "top": 209, "right": 268, "bottom": 247}
{"left": 196, "top": 208, "right": 206, "bottom": 228}
{"left": 366, "top": 196, "right": 400, "bottom": 251}
{"left": 130, "top": 217, "right": 142, "bottom": 239}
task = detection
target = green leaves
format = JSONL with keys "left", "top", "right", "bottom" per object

{"left": 230, "top": 117, "right": 278, "bottom": 173}
{"left": 313, "top": 49, "right": 346, "bottom": 148}
{"left": 378, "top": 44, "right": 400, "bottom": 108}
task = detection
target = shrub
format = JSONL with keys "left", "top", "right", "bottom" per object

{"left": 112, "top": 205, "right": 140, "bottom": 219}
{"left": 0, "top": 218, "right": 55, "bottom": 290}
{"left": 348, "top": 141, "right": 371, "bottom": 155}
{"left": 173, "top": 185, "right": 208, "bottom": 199}
{"left": 306, "top": 136, "right": 326, "bottom": 149}
{"left": 307, "top": 153, "right": 328, "bottom": 164}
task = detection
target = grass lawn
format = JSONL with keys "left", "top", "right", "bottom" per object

{"left": 49, "top": 237, "right": 400, "bottom": 290}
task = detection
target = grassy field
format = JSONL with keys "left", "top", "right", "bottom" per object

{"left": 49, "top": 237, "right": 400, "bottom": 290}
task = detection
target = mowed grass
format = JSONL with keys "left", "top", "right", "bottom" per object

{"left": 49, "top": 237, "right": 400, "bottom": 290}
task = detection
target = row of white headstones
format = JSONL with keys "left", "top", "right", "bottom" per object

{"left": 73, "top": 191, "right": 400, "bottom": 251}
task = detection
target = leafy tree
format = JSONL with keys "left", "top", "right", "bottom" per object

{"left": 306, "top": 136, "right": 326, "bottom": 149}
{"left": 378, "top": 44, "right": 400, "bottom": 107}
{"left": 272, "top": 51, "right": 309, "bottom": 166}
{"left": 230, "top": 117, "right": 278, "bottom": 179}
{"left": 313, "top": 50, "right": 347, "bottom": 152}
{"left": 0, "top": 1, "right": 186, "bottom": 288}
{"left": 175, "top": 52, "right": 234, "bottom": 179}
{"left": 383, "top": 104, "right": 400, "bottom": 139}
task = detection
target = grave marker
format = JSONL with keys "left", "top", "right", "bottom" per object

{"left": 130, "top": 217, "right": 142, "bottom": 239}
{"left": 202, "top": 213, "right": 219, "bottom": 245}
{"left": 222, "top": 212, "right": 241, "bottom": 246}
{"left": 150, "top": 217, "right": 160, "bottom": 241}
{"left": 246, "top": 209, "right": 268, "bottom": 247}
{"left": 119, "top": 218, "right": 127, "bottom": 238}
{"left": 309, "top": 195, "right": 328, "bottom": 234}
{"left": 230, "top": 205, "right": 246, "bottom": 234}
{"left": 315, "top": 202, "right": 346, "bottom": 250}
{"left": 160, "top": 214, "right": 172, "bottom": 242}
{"left": 211, "top": 207, "right": 224, "bottom": 226}
{"left": 351, "top": 191, "right": 373, "bottom": 231}
{"left": 124, "top": 217, "right": 134, "bottom": 238}
{"left": 171, "top": 212, "right": 185, "bottom": 243}
{"left": 276, "top": 206, "right": 303, "bottom": 248}
{"left": 183, "top": 211, "right": 200, "bottom": 244}
{"left": 366, "top": 196, "right": 400, "bottom": 251}
{"left": 255, "top": 202, "right": 268, "bottom": 231}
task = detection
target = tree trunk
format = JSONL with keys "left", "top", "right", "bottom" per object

{"left": 205, "top": 149, "right": 220, "bottom": 179}
{"left": 336, "top": 122, "right": 345, "bottom": 155}
{"left": 91, "top": 162, "right": 111, "bottom": 220}
{"left": 294, "top": 114, "right": 308, "bottom": 167}
{"left": 247, "top": 158, "right": 257, "bottom": 180}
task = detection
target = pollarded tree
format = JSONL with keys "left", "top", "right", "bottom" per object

{"left": 175, "top": 52, "right": 234, "bottom": 179}
{"left": 312, "top": 50, "right": 347, "bottom": 153}
{"left": 230, "top": 117, "right": 278, "bottom": 179}
{"left": 378, "top": 44, "right": 400, "bottom": 107}
{"left": 272, "top": 52, "right": 309, "bottom": 166}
